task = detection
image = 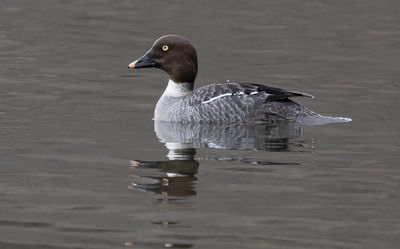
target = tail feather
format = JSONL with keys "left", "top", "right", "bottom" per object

{"left": 287, "top": 91, "right": 314, "bottom": 99}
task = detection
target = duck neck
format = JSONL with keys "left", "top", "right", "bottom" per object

{"left": 154, "top": 79, "right": 194, "bottom": 121}
{"left": 162, "top": 79, "right": 194, "bottom": 98}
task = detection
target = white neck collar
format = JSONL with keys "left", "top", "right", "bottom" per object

{"left": 162, "top": 79, "right": 193, "bottom": 98}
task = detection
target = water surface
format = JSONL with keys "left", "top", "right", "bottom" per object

{"left": 1, "top": 1, "right": 400, "bottom": 248}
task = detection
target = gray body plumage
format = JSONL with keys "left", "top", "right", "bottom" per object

{"left": 155, "top": 80, "right": 319, "bottom": 124}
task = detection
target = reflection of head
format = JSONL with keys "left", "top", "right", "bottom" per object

{"left": 130, "top": 159, "right": 199, "bottom": 197}
{"left": 166, "top": 146, "right": 196, "bottom": 160}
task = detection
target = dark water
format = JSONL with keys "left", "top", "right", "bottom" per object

{"left": 1, "top": 1, "right": 400, "bottom": 248}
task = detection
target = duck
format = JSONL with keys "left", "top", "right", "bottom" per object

{"left": 128, "top": 34, "right": 326, "bottom": 124}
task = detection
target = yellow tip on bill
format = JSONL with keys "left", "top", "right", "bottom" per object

{"left": 128, "top": 60, "right": 137, "bottom": 68}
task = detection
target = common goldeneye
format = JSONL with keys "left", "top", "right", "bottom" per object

{"left": 128, "top": 35, "right": 345, "bottom": 124}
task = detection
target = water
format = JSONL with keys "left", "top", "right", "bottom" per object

{"left": 1, "top": 1, "right": 399, "bottom": 248}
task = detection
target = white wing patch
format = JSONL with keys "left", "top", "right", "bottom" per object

{"left": 202, "top": 91, "right": 259, "bottom": 104}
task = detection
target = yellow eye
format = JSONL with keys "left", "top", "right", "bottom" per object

{"left": 162, "top": 45, "right": 169, "bottom": 51}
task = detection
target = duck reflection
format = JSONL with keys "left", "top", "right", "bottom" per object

{"left": 130, "top": 121, "right": 308, "bottom": 198}
{"left": 130, "top": 157, "right": 199, "bottom": 197}
{"left": 154, "top": 121, "right": 305, "bottom": 151}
